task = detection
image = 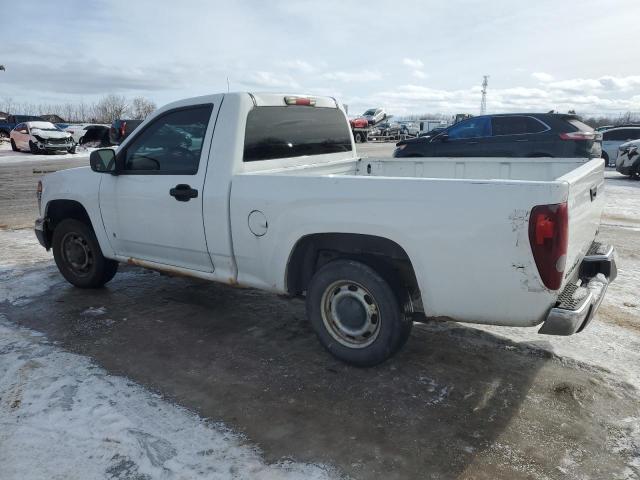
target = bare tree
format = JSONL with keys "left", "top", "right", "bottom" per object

{"left": 130, "top": 97, "right": 156, "bottom": 120}
{"left": 93, "top": 94, "right": 130, "bottom": 123}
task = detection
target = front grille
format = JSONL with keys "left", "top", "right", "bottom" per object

{"left": 46, "top": 138, "right": 68, "bottom": 145}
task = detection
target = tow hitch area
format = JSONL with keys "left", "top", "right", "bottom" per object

{"left": 539, "top": 242, "right": 616, "bottom": 336}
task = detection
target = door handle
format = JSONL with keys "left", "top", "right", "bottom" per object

{"left": 169, "top": 184, "right": 198, "bottom": 202}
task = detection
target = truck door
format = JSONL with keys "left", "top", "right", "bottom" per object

{"left": 99, "top": 102, "right": 219, "bottom": 273}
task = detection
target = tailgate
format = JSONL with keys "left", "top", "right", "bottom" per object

{"left": 558, "top": 158, "right": 605, "bottom": 284}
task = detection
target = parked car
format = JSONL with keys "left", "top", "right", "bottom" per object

{"left": 398, "top": 121, "right": 419, "bottom": 136}
{"left": 600, "top": 125, "right": 640, "bottom": 167}
{"left": 109, "top": 119, "right": 143, "bottom": 145}
{"left": 374, "top": 122, "right": 400, "bottom": 137}
{"left": 362, "top": 107, "right": 386, "bottom": 125}
{"left": 55, "top": 123, "right": 70, "bottom": 130}
{"left": 34, "top": 92, "right": 615, "bottom": 366}
{"left": 616, "top": 139, "right": 640, "bottom": 179}
{"left": 418, "top": 127, "right": 446, "bottom": 138}
{"left": 394, "top": 113, "right": 602, "bottom": 159}
{"left": 10, "top": 121, "right": 75, "bottom": 154}
{"left": 65, "top": 124, "right": 110, "bottom": 145}
{"left": 0, "top": 114, "right": 45, "bottom": 140}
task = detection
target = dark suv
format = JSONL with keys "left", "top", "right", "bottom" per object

{"left": 109, "top": 119, "right": 143, "bottom": 145}
{"left": 393, "top": 113, "right": 601, "bottom": 159}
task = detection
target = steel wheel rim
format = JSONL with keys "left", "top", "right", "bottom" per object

{"left": 320, "top": 280, "right": 381, "bottom": 348}
{"left": 61, "top": 232, "right": 93, "bottom": 276}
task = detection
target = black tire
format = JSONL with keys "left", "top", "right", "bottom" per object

{"left": 306, "top": 259, "right": 412, "bottom": 367}
{"left": 29, "top": 140, "right": 40, "bottom": 155}
{"left": 602, "top": 152, "right": 609, "bottom": 167}
{"left": 354, "top": 132, "right": 363, "bottom": 143}
{"left": 78, "top": 136, "right": 85, "bottom": 145}
{"left": 52, "top": 219, "right": 118, "bottom": 288}
{"left": 10, "top": 139, "right": 18, "bottom": 151}
{"left": 68, "top": 145, "right": 77, "bottom": 154}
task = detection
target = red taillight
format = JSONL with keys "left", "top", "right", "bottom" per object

{"left": 528, "top": 202, "right": 568, "bottom": 290}
{"left": 120, "top": 121, "right": 126, "bottom": 137}
{"left": 284, "top": 96, "right": 316, "bottom": 106}
{"left": 559, "top": 131, "right": 596, "bottom": 141}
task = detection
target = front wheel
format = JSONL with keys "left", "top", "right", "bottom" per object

{"left": 10, "top": 139, "right": 18, "bottom": 151}
{"left": 29, "top": 140, "right": 40, "bottom": 154}
{"left": 306, "top": 259, "right": 412, "bottom": 367}
{"left": 52, "top": 219, "right": 118, "bottom": 288}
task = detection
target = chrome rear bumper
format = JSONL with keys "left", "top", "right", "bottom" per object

{"left": 539, "top": 243, "right": 617, "bottom": 336}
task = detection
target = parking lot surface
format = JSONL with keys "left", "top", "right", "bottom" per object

{"left": 1, "top": 142, "right": 639, "bottom": 479}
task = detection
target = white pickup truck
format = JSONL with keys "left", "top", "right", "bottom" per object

{"left": 35, "top": 92, "right": 617, "bottom": 366}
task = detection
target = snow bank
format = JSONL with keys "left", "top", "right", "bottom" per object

{"left": 0, "top": 318, "right": 340, "bottom": 480}
{"left": 0, "top": 141, "right": 94, "bottom": 165}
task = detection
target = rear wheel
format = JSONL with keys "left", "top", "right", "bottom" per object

{"left": 10, "top": 139, "right": 18, "bottom": 151}
{"left": 52, "top": 219, "right": 118, "bottom": 288}
{"left": 602, "top": 152, "right": 609, "bottom": 167}
{"left": 29, "top": 140, "right": 40, "bottom": 154}
{"left": 354, "top": 131, "right": 363, "bottom": 143}
{"left": 306, "top": 259, "right": 412, "bottom": 367}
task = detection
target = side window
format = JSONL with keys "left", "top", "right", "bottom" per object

{"left": 447, "top": 117, "right": 490, "bottom": 139}
{"left": 122, "top": 104, "right": 213, "bottom": 174}
{"left": 630, "top": 129, "right": 640, "bottom": 140}
{"left": 492, "top": 116, "right": 527, "bottom": 136}
{"left": 525, "top": 117, "right": 548, "bottom": 133}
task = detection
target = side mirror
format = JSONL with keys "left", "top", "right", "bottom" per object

{"left": 90, "top": 148, "right": 117, "bottom": 174}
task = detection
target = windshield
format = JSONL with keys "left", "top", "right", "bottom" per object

{"left": 363, "top": 109, "right": 376, "bottom": 116}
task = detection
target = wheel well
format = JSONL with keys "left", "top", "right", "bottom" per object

{"left": 45, "top": 200, "right": 92, "bottom": 243}
{"left": 286, "top": 233, "right": 421, "bottom": 308}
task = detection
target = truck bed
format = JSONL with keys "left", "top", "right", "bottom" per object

{"left": 233, "top": 156, "right": 605, "bottom": 327}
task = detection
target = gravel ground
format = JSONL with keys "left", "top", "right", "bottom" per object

{"left": 0, "top": 142, "right": 638, "bottom": 479}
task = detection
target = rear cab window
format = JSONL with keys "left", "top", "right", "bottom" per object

{"left": 243, "top": 107, "right": 352, "bottom": 162}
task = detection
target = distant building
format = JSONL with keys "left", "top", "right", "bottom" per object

{"left": 40, "top": 114, "right": 66, "bottom": 123}
{"left": 0, "top": 111, "right": 8, "bottom": 121}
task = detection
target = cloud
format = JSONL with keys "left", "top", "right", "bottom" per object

{"left": 278, "top": 59, "right": 316, "bottom": 73}
{"left": 532, "top": 72, "right": 554, "bottom": 82}
{"left": 412, "top": 70, "right": 428, "bottom": 80}
{"left": 243, "top": 71, "right": 301, "bottom": 89}
{"left": 322, "top": 70, "right": 383, "bottom": 83}
{"left": 402, "top": 58, "right": 424, "bottom": 69}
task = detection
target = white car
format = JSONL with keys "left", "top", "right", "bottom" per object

{"left": 601, "top": 125, "right": 640, "bottom": 166}
{"left": 64, "top": 124, "right": 109, "bottom": 144}
{"left": 616, "top": 139, "right": 640, "bottom": 179}
{"left": 362, "top": 107, "right": 386, "bottom": 125}
{"left": 34, "top": 92, "right": 616, "bottom": 366}
{"left": 10, "top": 121, "right": 75, "bottom": 154}
{"left": 398, "top": 121, "right": 419, "bottom": 136}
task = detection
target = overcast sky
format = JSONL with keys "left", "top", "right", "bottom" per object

{"left": 1, "top": 0, "right": 639, "bottom": 117}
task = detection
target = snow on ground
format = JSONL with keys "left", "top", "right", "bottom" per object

{"left": 0, "top": 229, "right": 341, "bottom": 479}
{"left": 0, "top": 318, "right": 340, "bottom": 480}
{"left": 603, "top": 171, "right": 640, "bottom": 228}
{"left": 0, "top": 140, "right": 95, "bottom": 165}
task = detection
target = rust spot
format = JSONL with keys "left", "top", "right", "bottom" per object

{"left": 125, "top": 258, "right": 192, "bottom": 278}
